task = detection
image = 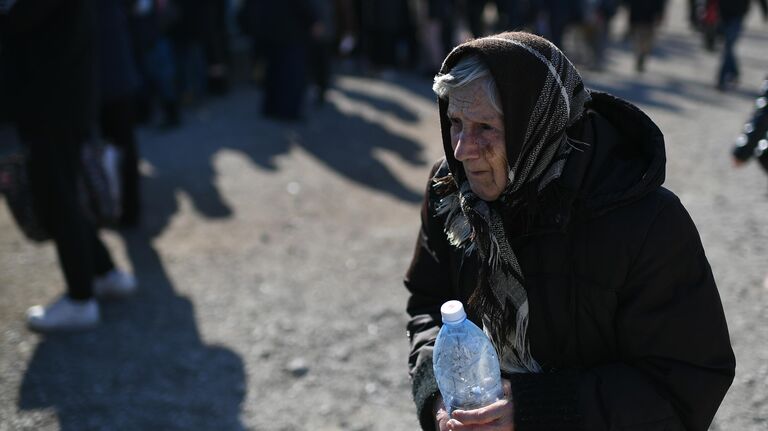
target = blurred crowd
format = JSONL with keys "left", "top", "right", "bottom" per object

{"left": 0, "top": 0, "right": 767, "bottom": 332}
{"left": 207, "top": 0, "right": 767, "bottom": 118}
{"left": 4, "top": 0, "right": 765, "bottom": 126}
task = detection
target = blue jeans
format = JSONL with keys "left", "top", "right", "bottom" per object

{"left": 175, "top": 42, "right": 207, "bottom": 99}
{"left": 142, "top": 38, "right": 177, "bottom": 103}
{"left": 718, "top": 18, "right": 743, "bottom": 87}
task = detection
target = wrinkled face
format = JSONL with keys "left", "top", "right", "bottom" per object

{"left": 447, "top": 79, "right": 508, "bottom": 201}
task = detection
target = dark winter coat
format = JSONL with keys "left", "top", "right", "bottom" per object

{"left": 97, "top": 0, "right": 139, "bottom": 102}
{"left": 719, "top": 0, "right": 768, "bottom": 21}
{"left": 733, "top": 75, "right": 768, "bottom": 172}
{"left": 405, "top": 92, "right": 735, "bottom": 430}
{"left": 0, "top": 0, "right": 97, "bottom": 133}
{"left": 627, "top": 0, "right": 667, "bottom": 24}
{"left": 242, "top": 0, "right": 316, "bottom": 48}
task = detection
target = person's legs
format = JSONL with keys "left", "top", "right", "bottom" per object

{"left": 315, "top": 42, "right": 332, "bottom": 104}
{"left": 632, "top": 24, "right": 653, "bottom": 72}
{"left": 262, "top": 44, "right": 308, "bottom": 120}
{"left": 21, "top": 127, "right": 105, "bottom": 330}
{"left": 496, "top": 0, "right": 521, "bottom": 31}
{"left": 20, "top": 126, "right": 135, "bottom": 331}
{"left": 146, "top": 37, "right": 180, "bottom": 126}
{"left": 177, "top": 41, "right": 208, "bottom": 102}
{"left": 718, "top": 18, "right": 743, "bottom": 89}
{"left": 309, "top": 39, "right": 331, "bottom": 105}
{"left": 100, "top": 98, "right": 141, "bottom": 226}
{"left": 21, "top": 127, "right": 107, "bottom": 300}
{"left": 466, "top": 0, "right": 487, "bottom": 37}
{"left": 547, "top": 8, "right": 567, "bottom": 48}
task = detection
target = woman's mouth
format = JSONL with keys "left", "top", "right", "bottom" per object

{"left": 467, "top": 169, "right": 489, "bottom": 176}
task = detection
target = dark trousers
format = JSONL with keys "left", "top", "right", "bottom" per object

{"left": 19, "top": 127, "right": 115, "bottom": 300}
{"left": 718, "top": 17, "right": 743, "bottom": 86}
{"left": 309, "top": 40, "right": 332, "bottom": 104}
{"left": 467, "top": 0, "right": 489, "bottom": 37}
{"left": 100, "top": 97, "right": 140, "bottom": 224}
{"left": 262, "top": 44, "right": 308, "bottom": 120}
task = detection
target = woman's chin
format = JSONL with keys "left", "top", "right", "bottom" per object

{"left": 470, "top": 185, "right": 502, "bottom": 202}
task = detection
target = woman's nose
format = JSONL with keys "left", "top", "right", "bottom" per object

{"left": 454, "top": 131, "right": 480, "bottom": 161}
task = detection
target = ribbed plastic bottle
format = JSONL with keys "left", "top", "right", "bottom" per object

{"left": 433, "top": 300, "right": 503, "bottom": 414}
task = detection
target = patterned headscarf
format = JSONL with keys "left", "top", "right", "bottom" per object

{"left": 434, "top": 32, "right": 591, "bottom": 373}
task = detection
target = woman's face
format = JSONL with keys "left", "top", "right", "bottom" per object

{"left": 447, "top": 80, "right": 508, "bottom": 201}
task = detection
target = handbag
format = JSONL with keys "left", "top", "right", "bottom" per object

{"left": 80, "top": 139, "right": 123, "bottom": 227}
{"left": 0, "top": 152, "right": 50, "bottom": 242}
{"left": 0, "top": 138, "right": 123, "bottom": 242}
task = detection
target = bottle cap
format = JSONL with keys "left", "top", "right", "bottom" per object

{"left": 440, "top": 300, "right": 466, "bottom": 324}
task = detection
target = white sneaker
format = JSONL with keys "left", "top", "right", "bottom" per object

{"left": 26, "top": 296, "right": 100, "bottom": 332}
{"left": 93, "top": 269, "right": 137, "bottom": 299}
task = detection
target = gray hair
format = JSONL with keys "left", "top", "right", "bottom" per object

{"left": 432, "top": 55, "right": 502, "bottom": 115}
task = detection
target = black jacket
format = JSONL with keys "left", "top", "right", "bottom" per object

{"left": 732, "top": 75, "right": 768, "bottom": 172}
{"left": 97, "top": 0, "right": 139, "bottom": 102}
{"left": 0, "top": 0, "right": 96, "bottom": 133}
{"left": 405, "top": 92, "right": 735, "bottom": 431}
{"left": 627, "top": 0, "right": 667, "bottom": 24}
{"left": 719, "top": 0, "right": 768, "bottom": 21}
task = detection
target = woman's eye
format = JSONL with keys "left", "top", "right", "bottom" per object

{"left": 480, "top": 123, "right": 493, "bottom": 131}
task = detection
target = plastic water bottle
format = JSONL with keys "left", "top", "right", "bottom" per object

{"left": 433, "top": 300, "right": 503, "bottom": 414}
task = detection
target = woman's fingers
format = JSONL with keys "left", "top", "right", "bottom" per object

{"left": 502, "top": 379, "right": 512, "bottom": 398}
{"left": 451, "top": 399, "right": 510, "bottom": 424}
{"left": 448, "top": 381, "right": 515, "bottom": 430}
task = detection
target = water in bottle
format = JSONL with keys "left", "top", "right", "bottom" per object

{"left": 433, "top": 300, "right": 503, "bottom": 414}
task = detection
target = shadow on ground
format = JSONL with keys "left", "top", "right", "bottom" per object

{"left": 134, "top": 79, "right": 428, "bottom": 206}
{"left": 18, "top": 151, "right": 246, "bottom": 430}
{"left": 18, "top": 230, "right": 247, "bottom": 430}
{"left": 15, "top": 76, "right": 432, "bottom": 429}
{"left": 297, "top": 85, "right": 428, "bottom": 203}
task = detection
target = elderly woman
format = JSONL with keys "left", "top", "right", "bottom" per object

{"left": 404, "top": 32, "right": 735, "bottom": 431}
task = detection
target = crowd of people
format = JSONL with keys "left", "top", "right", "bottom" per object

{"left": 0, "top": 0, "right": 767, "bottom": 429}
{"left": 0, "top": 0, "right": 765, "bottom": 408}
{"left": 233, "top": 0, "right": 765, "bottom": 118}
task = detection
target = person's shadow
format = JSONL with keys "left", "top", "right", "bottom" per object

{"left": 294, "top": 84, "right": 428, "bottom": 203}
{"left": 132, "top": 77, "right": 429, "bottom": 208}
{"left": 16, "top": 73, "right": 430, "bottom": 428}
{"left": 17, "top": 140, "right": 247, "bottom": 431}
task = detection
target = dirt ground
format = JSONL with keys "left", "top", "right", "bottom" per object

{"left": 2, "top": 1, "right": 768, "bottom": 430}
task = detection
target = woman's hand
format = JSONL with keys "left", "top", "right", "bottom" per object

{"left": 440, "top": 379, "right": 514, "bottom": 431}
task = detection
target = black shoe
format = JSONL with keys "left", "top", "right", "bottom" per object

{"left": 635, "top": 55, "right": 646, "bottom": 73}
{"left": 161, "top": 102, "right": 181, "bottom": 128}
{"left": 207, "top": 76, "right": 229, "bottom": 96}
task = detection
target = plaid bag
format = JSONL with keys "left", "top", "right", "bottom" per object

{"left": 80, "top": 140, "right": 122, "bottom": 227}
{"left": 0, "top": 152, "right": 50, "bottom": 242}
{"left": 0, "top": 139, "right": 123, "bottom": 242}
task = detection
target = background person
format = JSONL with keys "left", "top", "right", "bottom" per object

{"left": 716, "top": 0, "right": 768, "bottom": 90}
{"left": 0, "top": 0, "right": 137, "bottom": 332}
{"left": 732, "top": 75, "right": 768, "bottom": 173}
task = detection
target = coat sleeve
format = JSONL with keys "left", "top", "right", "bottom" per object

{"left": 732, "top": 75, "right": 768, "bottom": 162}
{"left": 0, "top": 0, "right": 65, "bottom": 33}
{"left": 509, "top": 193, "right": 735, "bottom": 431}
{"left": 757, "top": 0, "right": 768, "bottom": 19}
{"left": 404, "top": 160, "right": 456, "bottom": 431}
